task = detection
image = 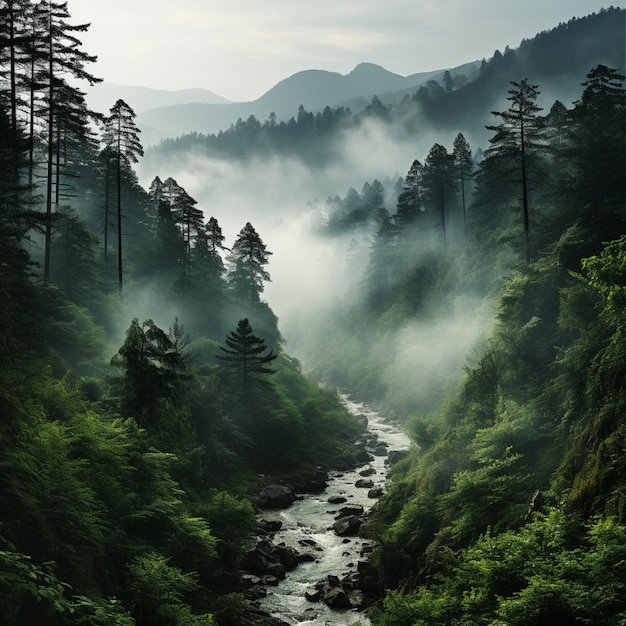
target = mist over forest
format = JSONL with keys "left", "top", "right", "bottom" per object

{"left": 1, "top": 3, "right": 626, "bottom": 626}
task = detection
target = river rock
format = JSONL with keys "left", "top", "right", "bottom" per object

{"left": 244, "top": 584, "right": 267, "bottom": 600}
{"left": 336, "top": 504, "right": 364, "bottom": 518}
{"left": 368, "top": 486, "right": 384, "bottom": 498}
{"left": 259, "top": 519, "right": 283, "bottom": 533}
{"left": 355, "top": 478, "right": 374, "bottom": 489}
{"left": 348, "top": 589, "right": 366, "bottom": 608}
{"left": 241, "top": 539, "right": 297, "bottom": 579}
{"left": 354, "top": 447, "right": 374, "bottom": 463}
{"left": 328, "top": 495, "right": 348, "bottom": 504}
{"left": 241, "top": 546, "right": 274, "bottom": 575}
{"left": 359, "top": 467, "right": 376, "bottom": 477}
{"left": 273, "top": 544, "right": 299, "bottom": 571}
{"left": 357, "top": 560, "right": 380, "bottom": 595}
{"left": 372, "top": 444, "right": 388, "bottom": 456}
{"left": 241, "top": 573, "right": 262, "bottom": 588}
{"left": 258, "top": 484, "right": 296, "bottom": 509}
{"left": 354, "top": 413, "right": 369, "bottom": 428}
{"left": 323, "top": 587, "right": 352, "bottom": 608}
{"left": 333, "top": 515, "right": 362, "bottom": 536}
{"left": 305, "top": 588, "right": 322, "bottom": 602}
{"left": 263, "top": 575, "right": 281, "bottom": 586}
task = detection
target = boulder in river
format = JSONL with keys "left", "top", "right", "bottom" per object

{"left": 368, "top": 486, "right": 384, "bottom": 498}
{"left": 273, "top": 544, "right": 299, "bottom": 571}
{"left": 305, "top": 588, "right": 322, "bottom": 602}
{"left": 359, "top": 467, "right": 376, "bottom": 477}
{"left": 328, "top": 495, "right": 348, "bottom": 504}
{"left": 259, "top": 519, "right": 283, "bottom": 533}
{"left": 336, "top": 504, "right": 364, "bottom": 518}
{"left": 324, "top": 587, "right": 352, "bottom": 608}
{"left": 355, "top": 478, "right": 374, "bottom": 489}
{"left": 333, "top": 515, "right": 362, "bottom": 536}
{"left": 258, "top": 484, "right": 296, "bottom": 509}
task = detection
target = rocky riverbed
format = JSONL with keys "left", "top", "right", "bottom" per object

{"left": 242, "top": 397, "right": 411, "bottom": 626}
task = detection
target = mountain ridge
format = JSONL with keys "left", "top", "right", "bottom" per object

{"left": 136, "top": 61, "right": 473, "bottom": 144}
{"left": 85, "top": 83, "right": 231, "bottom": 116}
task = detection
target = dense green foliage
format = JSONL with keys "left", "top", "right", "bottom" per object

{"left": 1, "top": 2, "right": 625, "bottom": 625}
{"left": 311, "top": 65, "right": 626, "bottom": 625}
{"left": 0, "top": 3, "right": 364, "bottom": 624}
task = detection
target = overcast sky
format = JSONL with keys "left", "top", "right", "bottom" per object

{"left": 68, "top": 1, "right": 617, "bottom": 102}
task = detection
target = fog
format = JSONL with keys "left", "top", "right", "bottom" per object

{"left": 137, "top": 115, "right": 496, "bottom": 415}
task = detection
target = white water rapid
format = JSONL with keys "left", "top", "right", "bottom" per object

{"left": 256, "top": 397, "right": 411, "bottom": 625}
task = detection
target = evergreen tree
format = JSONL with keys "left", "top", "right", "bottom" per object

{"left": 422, "top": 142, "right": 455, "bottom": 254}
{"left": 482, "top": 79, "right": 547, "bottom": 263}
{"left": 102, "top": 99, "right": 143, "bottom": 297}
{"left": 452, "top": 132, "right": 474, "bottom": 240}
{"left": 226, "top": 222, "right": 272, "bottom": 306}
{"left": 565, "top": 65, "right": 625, "bottom": 228}
{"left": 396, "top": 159, "right": 424, "bottom": 226}
{"left": 110, "top": 318, "right": 192, "bottom": 436}
{"left": 50, "top": 206, "right": 101, "bottom": 304}
{"left": 217, "top": 318, "right": 277, "bottom": 388}
{"left": 171, "top": 187, "right": 203, "bottom": 276}
{"left": 39, "top": 0, "right": 100, "bottom": 281}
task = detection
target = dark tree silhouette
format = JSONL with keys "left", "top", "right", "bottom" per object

{"left": 396, "top": 159, "right": 424, "bottom": 226}
{"left": 226, "top": 222, "right": 272, "bottom": 305}
{"left": 453, "top": 132, "right": 474, "bottom": 239}
{"left": 218, "top": 318, "right": 277, "bottom": 388}
{"left": 102, "top": 99, "right": 143, "bottom": 296}
{"left": 483, "top": 79, "right": 546, "bottom": 263}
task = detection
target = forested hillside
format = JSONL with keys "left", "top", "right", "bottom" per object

{"left": 305, "top": 59, "right": 626, "bottom": 626}
{"left": 0, "top": 2, "right": 365, "bottom": 624}
{"left": 1, "top": 1, "right": 625, "bottom": 625}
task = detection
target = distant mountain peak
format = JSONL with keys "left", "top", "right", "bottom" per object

{"left": 348, "top": 62, "right": 401, "bottom": 77}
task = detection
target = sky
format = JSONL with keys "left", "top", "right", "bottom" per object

{"left": 68, "top": 1, "right": 619, "bottom": 102}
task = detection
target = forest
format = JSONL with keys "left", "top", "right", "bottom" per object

{"left": 1, "top": 1, "right": 626, "bottom": 625}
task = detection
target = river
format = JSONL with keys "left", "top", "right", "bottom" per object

{"left": 255, "top": 396, "right": 411, "bottom": 625}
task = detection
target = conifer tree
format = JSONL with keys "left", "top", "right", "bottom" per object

{"left": 102, "top": 99, "right": 143, "bottom": 297}
{"left": 34, "top": 1, "right": 101, "bottom": 281}
{"left": 566, "top": 65, "right": 625, "bottom": 225}
{"left": 226, "top": 222, "right": 272, "bottom": 305}
{"left": 396, "top": 159, "right": 424, "bottom": 226}
{"left": 452, "top": 132, "right": 473, "bottom": 239}
{"left": 217, "top": 318, "right": 277, "bottom": 388}
{"left": 483, "top": 79, "right": 546, "bottom": 263}
{"left": 422, "top": 142, "right": 455, "bottom": 254}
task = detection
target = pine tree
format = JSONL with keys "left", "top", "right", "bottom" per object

{"left": 483, "top": 79, "right": 547, "bottom": 263}
{"left": 226, "top": 222, "right": 272, "bottom": 306}
{"left": 396, "top": 159, "right": 423, "bottom": 226}
{"left": 40, "top": 1, "right": 100, "bottom": 281}
{"left": 452, "top": 133, "right": 473, "bottom": 240}
{"left": 422, "top": 142, "right": 455, "bottom": 254}
{"left": 102, "top": 99, "right": 143, "bottom": 297}
{"left": 217, "top": 318, "right": 277, "bottom": 388}
{"left": 566, "top": 65, "right": 625, "bottom": 225}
